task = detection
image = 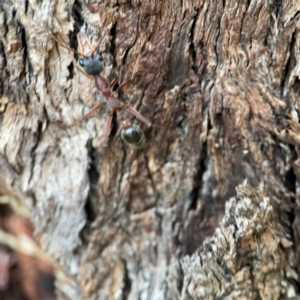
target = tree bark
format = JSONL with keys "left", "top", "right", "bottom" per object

{"left": 1, "top": 0, "right": 300, "bottom": 299}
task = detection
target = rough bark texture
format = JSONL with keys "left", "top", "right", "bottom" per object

{"left": 0, "top": 0, "right": 300, "bottom": 299}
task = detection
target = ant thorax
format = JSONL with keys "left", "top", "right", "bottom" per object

{"left": 79, "top": 52, "right": 104, "bottom": 76}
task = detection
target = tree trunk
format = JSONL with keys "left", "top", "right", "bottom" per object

{"left": 1, "top": 0, "right": 300, "bottom": 299}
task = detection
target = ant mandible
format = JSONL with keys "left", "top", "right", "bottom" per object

{"left": 34, "top": 21, "right": 151, "bottom": 148}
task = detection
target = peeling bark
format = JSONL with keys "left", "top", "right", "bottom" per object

{"left": 0, "top": 0, "right": 300, "bottom": 299}
{"left": 181, "top": 181, "right": 296, "bottom": 300}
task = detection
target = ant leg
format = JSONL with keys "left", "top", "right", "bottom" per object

{"left": 111, "top": 53, "right": 139, "bottom": 92}
{"left": 80, "top": 102, "right": 105, "bottom": 121}
{"left": 102, "top": 110, "right": 115, "bottom": 147}
{"left": 113, "top": 54, "right": 140, "bottom": 92}
{"left": 115, "top": 80, "right": 132, "bottom": 93}
{"left": 119, "top": 102, "right": 151, "bottom": 127}
{"left": 110, "top": 77, "right": 132, "bottom": 91}
{"left": 110, "top": 76, "right": 119, "bottom": 88}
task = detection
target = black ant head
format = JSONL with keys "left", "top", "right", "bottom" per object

{"left": 121, "top": 123, "right": 145, "bottom": 148}
{"left": 79, "top": 52, "right": 104, "bottom": 76}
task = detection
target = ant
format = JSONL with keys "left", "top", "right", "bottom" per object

{"left": 33, "top": 21, "right": 151, "bottom": 148}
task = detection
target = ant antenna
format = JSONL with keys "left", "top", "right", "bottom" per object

{"left": 31, "top": 19, "right": 89, "bottom": 58}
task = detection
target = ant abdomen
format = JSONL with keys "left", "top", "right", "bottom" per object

{"left": 121, "top": 124, "right": 145, "bottom": 148}
{"left": 79, "top": 53, "right": 104, "bottom": 76}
